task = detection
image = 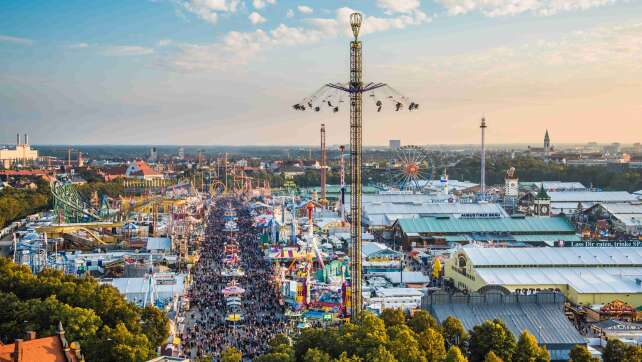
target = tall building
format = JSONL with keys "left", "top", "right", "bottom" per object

{"left": 177, "top": 146, "right": 185, "bottom": 160}
{"left": 0, "top": 133, "right": 39, "bottom": 169}
{"left": 149, "top": 147, "right": 158, "bottom": 162}
{"left": 544, "top": 130, "right": 551, "bottom": 162}
{"left": 389, "top": 140, "right": 401, "bottom": 149}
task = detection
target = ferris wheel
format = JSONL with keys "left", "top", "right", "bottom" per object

{"left": 392, "top": 145, "right": 433, "bottom": 192}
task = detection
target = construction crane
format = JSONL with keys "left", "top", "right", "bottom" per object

{"left": 292, "top": 12, "right": 418, "bottom": 321}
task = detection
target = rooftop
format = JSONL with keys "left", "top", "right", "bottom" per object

{"left": 463, "top": 247, "right": 642, "bottom": 266}
{"left": 0, "top": 334, "right": 79, "bottom": 362}
{"left": 547, "top": 191, "right": 637, "bottom": 203}
{"left": 365, "top": 202, "right": 509, "bottom": 226}
{"left": 520, "top": 181, "right": 586, "bottom": 191}
{"left": 374, "top": 288, "right": 424, "bottom": 297}
{"left": 397, "top": 216, "right": 575, "bottom": 235}
{"left": 476, "top": 267, "right": 642, "bottom": 294}
{"left": 430, "top": 302, "right": 585, "bottom": 346}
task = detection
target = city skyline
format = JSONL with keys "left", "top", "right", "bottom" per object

{"left": 2, "top": 0, "right": 642, "bottom": 145}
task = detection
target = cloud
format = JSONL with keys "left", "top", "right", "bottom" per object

{"left": 178, "top": 0, "right": 241, "bottom": 24}
{"left": 435, "top": 0, "right": 621, "bottom": 17}
{"left": 102, "top": 45, "right": 155, "bottom": 56}
{"left": 252, "top": 0, "right": 275, "bottom": 9}
{"left": 377, "top": 0, "right": 421, "bottom": 14}
{"left": 286, "top": 9, "right": 294, "bottom": 18}
{"left": 65, "top": 42, "right": 89, "bottom": 49}
{"left": 158, "top": 39, "right": 173, "bottom": 47}
{"left": 166, "top": 6, "right": 430, "bottom": 71}
{"left": 249, "top": 11, "right": 267, "bottom": 24}
{"left": 0, "top": 34, "right": 34, "bottom": 46}
{"left": 297, "top": 5, "right": 313, "bottom": 14}
{"left": 406, "top": 21, "right": 642, "bottom": 90}
{"left": 308, "top": 7, "right": 430, "bottom": 37}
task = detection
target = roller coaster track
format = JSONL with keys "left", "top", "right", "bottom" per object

{"left": 51, "top": 181, "right": 102, "bottom": 223}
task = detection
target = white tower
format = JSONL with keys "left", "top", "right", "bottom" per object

{"left": 480, "top": 118, "right": 487, "bottom": 197}
{"left": 504, "top": 167, "right": 518, "bottom": 198}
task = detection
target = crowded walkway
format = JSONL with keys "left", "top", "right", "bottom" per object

{"left": 182, "top": 198, "right": 286, "bottom": 360}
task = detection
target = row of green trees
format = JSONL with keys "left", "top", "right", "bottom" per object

{"left": 0, "top": 177, "right": 51, "bottom": 228}
{"left": 274, "top": 155, "right": 642, "bottom": 192}
{"left": 75, "top": 180, "right": 125, "bottom": 200}
{"left": 249, "top": 309, "right": 641, "bottom": 362}
{"left": 448, "top": 155, "right": 642, "bottom": 192}
{"left": 0, "top": 258, "right": 169, "bottom": 362}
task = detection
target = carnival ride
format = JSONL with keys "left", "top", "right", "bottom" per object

{"left": 47, "top": 178, "right": 200, "bottom": 248}
{"left": 292, "top": 12, "right": 419, "bottom": 319}
{"left": 391, "top": 145, "right": 433, "bottom": 193}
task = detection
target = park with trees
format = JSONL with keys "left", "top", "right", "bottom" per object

{"left": 0, "top": 257, "right": 169, "bottom": 362}
{"left": 250, "top": 308, "right": 642, "bottom": 362}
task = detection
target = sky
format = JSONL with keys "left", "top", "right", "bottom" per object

{"left": 1, "top": 0, "right": 642, "bottom": 146}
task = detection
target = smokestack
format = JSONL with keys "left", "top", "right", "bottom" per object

{"left": 16, "top": 133, "right": 20, "bottom": 146}
{"left": 24, "top": 133, "right": 28, "bottom": 145}
{"left": 480, "top": 118, "right": 487, "bottom": 197}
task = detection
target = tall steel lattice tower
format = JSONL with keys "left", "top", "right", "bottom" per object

{"left": 348, "top": 13, "right": 364, "bottom": 319}
{"left": 320, "top": 123, "right": 327, "bottom": 203}
{"left": 292, "top": 12, "right": 418, "bottom": 321}
{"left": 480, "top": 117, "right": 487, "bottom": 197}
{"left": 339, "top": 145, "right": 346, "bottom": 222}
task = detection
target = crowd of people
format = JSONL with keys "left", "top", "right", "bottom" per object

{"left": 182, "top": 198, "right": 286, "bottom": 360}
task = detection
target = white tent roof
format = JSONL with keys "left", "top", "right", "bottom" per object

{"left": 463, "top": 247, "right": 642, "bottom": 266}
{"left": 476, "top": 267, "right": 642, "bottom": 294}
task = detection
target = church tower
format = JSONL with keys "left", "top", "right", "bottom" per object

{"left": 533, "top": 184, "right": 551, "bottom": 216}
{"left": 544, "top": 130, "right": 551, "bottom": 162}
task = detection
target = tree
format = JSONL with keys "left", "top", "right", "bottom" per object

{"left": 140, "top": 305, "right": 169, "bottom": 347}
{"left": 442, "top": 316, "right": 468, "bottom": 350}
{"left": 221, "top": 347, "right": 243, "bottom": 362}
{"left": 303, "top": 348, "right": 332, "bottom": 362}
{"left": 364, "top": 346, "right": 397, "bottom": 362}
{"left": 445, "top": 346, "right": 467, "bottom": 362}
{"left": 0, "top": 258, "right": 167, "bottom": 362}
{"left": 568, "top": 345, "right": 598, "bottom": 362}
{"left": 386, "top": 325, "right": 426, "bottom": 362}
{"left": 468, "top": 320, "right": 516, "bottom": 362}
{"left": 269, "top": 333, "right": 291, "bottom": 350}
{"left": 295, "top": 328, "right": 340, "bottom": 360}
{"left": 255, "top": 353, "right": 294, "bottom": 362}
{"left": 345, "top": 313, "right": 388, "bottom": 357}
{"left": 380, "top": 308, "right": 406, "bottom": 328}
{"left": 419, "top": 327, "right": 446, "bottom": 362}
{"left": 85, "top": 322, "right": 154, "bottom": 362}
{"left": 603, "top": 339, "right": 628, "bottom": 362}
{"left": 624, "top": 345, "right": 642, "bottom": 362}
{"left": 407, "top": 310, "right": 440, "bottom": 334}
{"left": 514, "top": 331, "right": 549, "bottom": 362}
{"left": 483, "top": 351, "right": 502, "bottom": 362}
{"left": 335, "top": 352, "right": 363, "bottom": 362}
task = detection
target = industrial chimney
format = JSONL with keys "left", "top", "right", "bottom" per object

{"left": 24, "top": 133, "right": 28, "bottom": 146}
{"left": 16, "top": 133, "right": 20, "bottom": 146}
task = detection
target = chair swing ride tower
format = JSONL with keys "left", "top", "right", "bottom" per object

{"left": 293, "top": 12, "right": 418, "bottom": 321}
